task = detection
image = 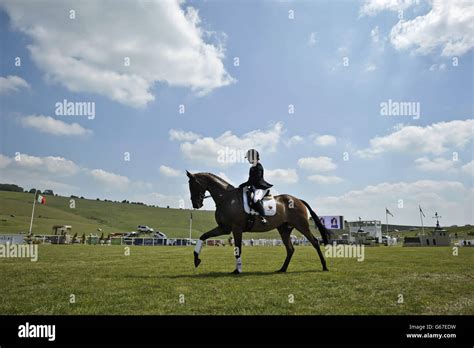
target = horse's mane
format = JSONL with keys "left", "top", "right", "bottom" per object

{"left": 200, "top": 172, "right": 235, "bottom": 191}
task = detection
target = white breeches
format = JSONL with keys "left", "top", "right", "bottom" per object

{"left": 252, "top": 187, "right": 269, "bottom": 203}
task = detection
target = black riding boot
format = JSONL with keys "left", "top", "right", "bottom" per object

{"left": 253, "top": 200, "right": 267, "bottom": 224}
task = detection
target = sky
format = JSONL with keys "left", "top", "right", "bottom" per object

{"left": 0, "top": 0, "right": 472, "bottom": 226}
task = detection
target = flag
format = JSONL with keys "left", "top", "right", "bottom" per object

{"left": 419, "top": 205, "right": 425, "bottom": 218}
{"left": 385, "top": 208, "right": 394, "bottom": 217}
{"left": 37, "top": 194, "right": 46, "bottom": 205}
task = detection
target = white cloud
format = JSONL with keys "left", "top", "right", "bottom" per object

{"left": 21, "top": 115, "right": 92, "bottom": 136}
{"left": 360, "top": 0, "right": 417, "bottom": 17}
{"left": 297, "top": 156, "right": 337, "bottom": 172}
{"left": 16, "top": 154, "right": 80, "bottom": 176}
{"left": 265, "top": 169, "right": 299, "bottom": 184}
{"left": 159, "top": 165, "right": 181, "bottom": 177}
{"left": 365, "top": 63, "right": 377, "bottom": 72}
{"left": 429, "top": 63, "right": 446, "bottom": 71}
{"left": 88, "top": 169, "right": 130, "bottom": 190}
{"left": 285, "top": 135, "right": 304, "bottom": 147}
{"left": 462, "top": 160, "right": 474, "bottom": 176}
{"left": 0, "top": 75, "right": 29, "bottom": 95}
{"left": 361, "top": 0, "right": 474, "bottom": 57}
{"left": 356, "top": 119, "right": 474, "bottom": 158}
{"left": 390, "top": 0, "right": 474, "bottom": 57}
{"left": 0, "top": 154, "right": 13, "bottom": 169}
{"left": 370, "top": 26, "right": 380, "bottom": 43}
{"left": 315, "top": 180, "right": 473, "bottom": 225}
{"left": 0, "top": 152, "right": 159, "bottom": 200}
{"left": 1, "top": 0, "right": 234, "bottom": 107}
{"left": 176, "top": 123, "right": 284, "bottom": 167}
{"left": 314, "top": 135, "right": 337, "bottom": 146}
{"left": 0, "top": 153, "right": 81, "bottom": 195}
{"left": 414, "top": 157, "right": 457, "bottom": 172}
{"left": 308, "top": 32, "right": 318, "bottom": 46}
{"left": 308, "top": 174, "right": 344, "bottom": 184}
{"left": 169, "top": 129, "right": 201, "bottom": 142}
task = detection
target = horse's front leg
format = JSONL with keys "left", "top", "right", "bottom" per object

{"left": 194, "top": 225, "right": 229, "bottom": 268}
{"left": 231, "top": 228, "right": 243, "bottom": 274}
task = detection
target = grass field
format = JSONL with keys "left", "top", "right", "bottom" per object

{"left": 0, "top": 244, "right": 472, "bottom": 315}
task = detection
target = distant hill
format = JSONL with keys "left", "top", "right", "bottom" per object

{"left": 0, "top": 191, "right": 286, "bottom": 239}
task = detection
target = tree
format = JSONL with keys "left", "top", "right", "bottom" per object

{"left": 0, "top": 183, "right": 24, "bottom": 192}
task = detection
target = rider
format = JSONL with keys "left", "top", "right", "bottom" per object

{"left": 239, "top": 149, "right": 273, "bottom": 224}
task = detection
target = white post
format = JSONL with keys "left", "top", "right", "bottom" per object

{"left": 189, "top": 213, "right": 192, "bottom": 241}
{"left": 28, "top": 189, "right": 38, "bottom": 235}
{"left": 385, "top": 209, "right": 388, "bottom": 236}
{"left": 420, "top": 209, "right": 425, "bottom": 236}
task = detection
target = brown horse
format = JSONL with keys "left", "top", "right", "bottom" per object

{"left": 187, "top": 171, "right": 330, "bottom": 274}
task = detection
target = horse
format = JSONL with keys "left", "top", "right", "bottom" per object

{"left": 187, "top": 171, "right": 330, "bottom": 274}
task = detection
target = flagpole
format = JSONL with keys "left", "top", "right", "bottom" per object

{"left": 385, "top": 208, "right": 388, "bottom": 235}
{"left": 419, "top": 206, "right": 425, "bottom": 236}
{"left": 28, "top": 189, "right": 37, "bottom": 236}
{"left": 189, "top": 211, "right": 192, "bottom": 241}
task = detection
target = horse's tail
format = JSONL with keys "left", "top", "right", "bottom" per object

{"left": 300, "top": 199, "right": 330, "bottom": 245}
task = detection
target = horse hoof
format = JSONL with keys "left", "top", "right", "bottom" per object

{"left": 194, "top": 258, "right": 201, "bottom": 268}
{"left": 323, "top": 268, "right": 329, "bottom": 272}
{"left": 231, "top": 269, "right": 241, "bottom": 275}
{"left": 275, "top": 269, "right": 286, "bottom": 273}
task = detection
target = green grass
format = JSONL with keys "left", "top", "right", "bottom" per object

{"left": 0, "top": 245, "right": 472, "bottom": 315}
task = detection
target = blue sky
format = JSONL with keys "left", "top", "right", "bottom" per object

{"left": 0, "top": 0, "right": 472, "bottom": 225}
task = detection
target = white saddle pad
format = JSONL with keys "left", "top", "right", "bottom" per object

{"left": 242, "top": 187, "right": 277, "bottom": 216}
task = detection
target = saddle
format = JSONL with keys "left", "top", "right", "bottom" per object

{"left": 242, "top": 187, "right": 277, "bottom": 217}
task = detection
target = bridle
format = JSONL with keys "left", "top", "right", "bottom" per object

{"left": 190, "top": 174, "right": 233, "bottom": 207}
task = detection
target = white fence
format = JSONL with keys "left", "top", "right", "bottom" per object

{"left": 19, "top": 235, "right": 312, "bottom": 247}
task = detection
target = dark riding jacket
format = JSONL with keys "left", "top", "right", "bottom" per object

{"left": 240, "top": 162, "right": 273, "bottom": 190}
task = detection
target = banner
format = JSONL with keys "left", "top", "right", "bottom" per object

{"left": 0, "top": 234, "right": 25, "bottom": 244}
{"left": 319, "top": 216, "right": 344, "bottom": 230}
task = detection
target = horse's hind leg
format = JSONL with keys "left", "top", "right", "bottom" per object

{"left": 194, "top": 225, "right": 230, "bottom": 268}
{"left": 294, "top": 219, "right": 328, "bottom": 271}
{"left": 277, "top": 224, "right": 294, "bottom": 273}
